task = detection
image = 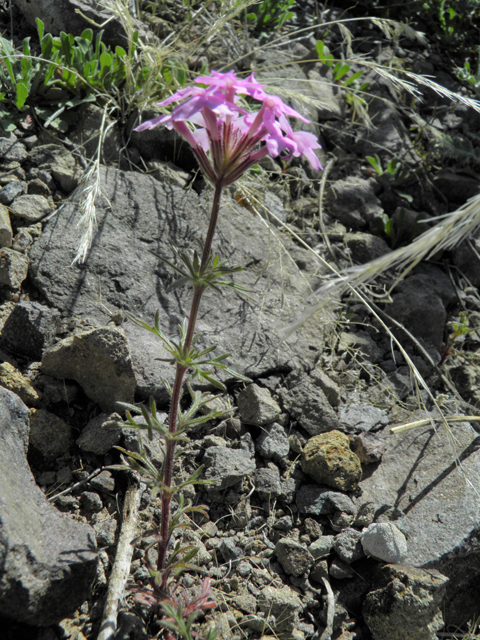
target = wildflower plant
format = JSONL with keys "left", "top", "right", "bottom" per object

{"left": 120, "top": 69, "right": 321, "bottom": 635}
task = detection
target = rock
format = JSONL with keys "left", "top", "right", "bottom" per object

{"left": 238, "top": 384, "right": 282, "bottom": 426}
{"left": 13, "top": 0, "right": 152, "bottom": 49}
{"left": 351, "top": 432, "right": 387, "bottom": 464}
{"left": 354, "top": 502, "right": 376, "bottom": 528}
{"left": 203, "top": 446, "right": 256, "bottom": 492}
{"left": 281, "top": 370, "right": 340, "bottom": 435}
{"left": 310, "top": 559, "right": 329, "bottom": 582}
{"left": 330, "top": 511, "right": 355, "bottom": 532}
{"left": 257, "top": 585, "right": 303, "bottom": 636}
{"left": 344, "top": 232, "right": 390, "bottom": 263}
{"left": 0, "top": 134, "right": 28, "bottom": 162}
{"left": 353, "top": 99, "right": 421, "bottom": 166}
{"left": 0, "top": 362, "right": 40, "bottom": 406}
{"left": 358, "top": 422, "right": 480, "bottom": 565}
{"left": 10, "top": 194, "right": 53, "bottom": 222}
{"left": 1, "top": 301, "right": 60, "bottom": 359}
{"left": 28, "top": 144, "right": 80, "bottom": 192}
{"left": 28, "top": 178, "right": 51, "bottom": 197}
{"left": 433, "top": 171, "right": 479, "bottom": 204}
{"left": 217, "top": 537, "right": 243, "bottom": 562}
{"left": 274, "top": 515, "right": 294, "bottom": 532}
{"left": 338, "top": 330, "right": 384, "bottom": 364}
{"left": 0, "top": 204, "right": 12, "bottom": 246}
{"left": 327, "top": 177, "right": 384, "bottom": 232}
{"left": 89, "top": 470, "right": 115, "bottom": 493}
{"left": 254, "top": 467, "right": 283, "bottom": 500}
{"left": 41, "top": 326, "right": 136, "bottom": 413}
{"left": 338, "top": 403, "right": 389, "bottom": 434}
{"left": 69, "top": 104, "right": 122, "bottom": 163}
{"left": 0, "top": 181, "right": 26, "bottom": 206}
{"left": 256, "top": 422, "right": 290, "bottom": 461}
{"left": 29, "top": 167, "right": 325, "bottom": 402}
{"left": 358, "top": 421, "right": 480, "bottom": 625}
{"left": 296, "top": 486, "right": 356, "bottom": 516}
{"left": 363, "top": 564, "right": 448, "bottom": 640}
{"left": 309, "top": 368, "right": 342, "bottom": 407}
{"left": 454, "top": 238, "right": 480, "bottom": 287}
{"left": 274, "top": 538, "right": 315, "bottom": 577}
{"left": 329, "top": 558, "right": 355, "bottom": 579}
{"left": 93, "top": 517, "right": 118, "bottom": 547}
{"left": 76, "top": 412, "right": 122, "bottom": 455}
{"left": 29, "top": 408, "right": 74, "bottom": 460}
{"left": 146, "top": 160, "right": 190, "bottom": 189}
{"left": 309, "top": 535, "right": 334, "bottom": 559}
{"left": 0, "top": 248, "right": 28, "bottom": 288}
{"left": 333, "top": 528, "right": 364, "bottom": 564}
{"left": 361, "top": 522, "right": 408, "bottom": 564}
{"left": 0, "top": 387, "right": 97, "bottom": 625}
{"left": 80, "top": 491, "right": 103, "bottom": 512}
{"left": 388, "top": 274, "right": 448, "bottom": 352}
{"left": 11, "top": 228, "right": 33, "bottom": 253}
{"left": 115, "top": 611, "right": 148, "bottom": 640}
{"left": 301, "top": 430, "right": 362, "bottom": 491}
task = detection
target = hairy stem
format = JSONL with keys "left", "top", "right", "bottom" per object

{"left": 157, "top": 181, "right": 224, "bottom": 589}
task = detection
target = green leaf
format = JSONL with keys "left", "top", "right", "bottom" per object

{"left": 36, "top": 18, "right": 44, "bottom": 42}
{"left": 334, "top": 63, "right": 351, "bottom": 82}
{"left": 15, "top": 82, "right": 29, "bottom": 110}
{"left": 343, "top": 70, "right": 364, "bottom": 87}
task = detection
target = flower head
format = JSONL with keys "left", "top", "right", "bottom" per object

{"left": 135, "top": 70, "right": 322, "bottom": 185}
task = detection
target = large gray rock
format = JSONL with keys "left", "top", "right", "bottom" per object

{"left": 12, "top": 0, "right": 152, "bottom": 49}
{"left": 41, "top": 326, "right": 136, "bottom": 413}
{"left": 363, "top": 564, "right": 448, "bottom": 640}
{"left": 1, "top": 301, "right": 60, "bottom": 359}
{"left": 388, "top": 274, "right": 447, "bottom": 353}
{"left": 0, "top": 386, "right": 97, "bottom": 625}
{"left": 327, "top": 177, "right": 385, "bottom": 232}
{"left": 358, "top": 421, "right": 480, "bottom": 625}
{"left": 30, "top": 167, "right": 325, "bottom": 402}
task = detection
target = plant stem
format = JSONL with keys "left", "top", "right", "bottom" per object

{"left": 157, "top": 181, "right": 224, "bottom": 588}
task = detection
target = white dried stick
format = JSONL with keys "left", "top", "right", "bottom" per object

{"left": 97, "top": 480, "right": 143, "bottom": 640}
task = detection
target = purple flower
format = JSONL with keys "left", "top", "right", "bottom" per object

{"left": 134, "top": 70, "right": 322, "bottom": 184}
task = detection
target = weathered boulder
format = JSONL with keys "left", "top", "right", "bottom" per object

{"left": 0, "top": 386, "right": 97, "bottom": 626}
{"left": 363, "top": 564, "right": 448, "bottom": 640}
{"left": 358, "top": 421, "right": 480, "bottom": 625}
{"left": 12, "top": 0, "right": 152, "bottom": 49}
{"left": 41, "top": 326, "right": 136, "bottom": 413}
{"left": 1, "top": 301, "right": 60, "bottom": 359}
{"left": 30, "top": 167, "right": 325, "bottom": 402}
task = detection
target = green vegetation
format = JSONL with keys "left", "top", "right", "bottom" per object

{"left": 245, "top": 0, "right": 295, "bottom": 36}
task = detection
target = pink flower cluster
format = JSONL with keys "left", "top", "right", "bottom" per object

{"left": 135, "top": 70, "right": 322, "bottom": 186}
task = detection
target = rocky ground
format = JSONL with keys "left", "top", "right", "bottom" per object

{"left": 1, "top": 1, "right": 480, "bottom": 640}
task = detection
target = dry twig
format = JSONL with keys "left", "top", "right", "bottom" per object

{"left": 97, "top": 480, "right": 143, "bottom": 640}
